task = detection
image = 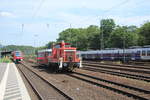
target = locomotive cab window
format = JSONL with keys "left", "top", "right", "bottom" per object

{"left": 55, "top": 45, "right": 60, "bottom": 48}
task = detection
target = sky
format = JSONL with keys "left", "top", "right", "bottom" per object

{"left": 0, "top": 0, "right": 150, "bottom": 47}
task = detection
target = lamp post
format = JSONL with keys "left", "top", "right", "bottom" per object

{"left": 123, "top": 36, "right": 125, "bottom": 63}
{"left": 123, "top": 29, "right": 127, "bottom": 63}
{"left": 100, "top": 20, "right": 104, "bottom": 60}
{"left": 34, "top": 34, "right": 38, "bottom": 56}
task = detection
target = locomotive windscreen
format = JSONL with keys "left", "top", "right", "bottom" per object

{"left": 64, "top": 50, "right": 76, "bottom": 62}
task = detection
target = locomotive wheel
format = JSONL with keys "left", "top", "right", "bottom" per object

{"left": 49, "top": 63, "right": 59, "bottom": 72}
{"left": 53, "top": 63, "right": 59, "bottom": 72}
{"left": 48, "top": 63, "right": 54, "bottom": 72}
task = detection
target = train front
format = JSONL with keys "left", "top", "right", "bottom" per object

{"left": 59, "top": 42, "right": 82, "bottom": 71}
{"left": 13, "top": 51, "right": 23, "bottom": 63}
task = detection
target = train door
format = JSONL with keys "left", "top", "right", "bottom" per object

{"left": 131, "top": 49, "right": 135, "bottom": 60}
{"left": 135, "top": 50, "right": 141, "bottom": 60}
{"left": 45, "top": 52, "right": 50, "bottom": 64}
{"left": 141, "top": 49, "right": 147, "bottom": 60}
{"left": 147, "top": 50, "right": 150, "bottom": 60}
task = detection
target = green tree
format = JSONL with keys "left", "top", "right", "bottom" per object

{"left": 86, "top": 25, "right": 100, "bottom": 50}
{"left": 100, "top": 19, "right": 115, "bottom": 48}
{"left": 45, "top": 41, "right": 56, "bottom": 49}
{"left": 57, "top": 25, "right": 100, "bottom": 50}
{"left": 109, "top": 26, "right": 139, "bottom": 48}
{"left": 138, "top": 21, "right": 150, "bottom": 45}
{"left": 1, "top": 45, "right": 35, "bottom": 55}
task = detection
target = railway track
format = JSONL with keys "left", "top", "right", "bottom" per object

{"left": 129, "top": 61, "right": 150, "bottom": 66}
{"left": 82, "top": 65, "right": 150, "bottom": 82}
{"left": 83, "top": 61, "right": 150, "bottom": 70}
{"left": 24, "top": 58, "right": 150, "bottom": 82}
{"left": 66, "top": 70, "right": 150, "bottom": 100}
{"left": 23, "top": 60, "right": 150, "bottom": 99}
{"left": 17, "top": 63, "right": 73, "bottom": 100}
{"left": 83, "top": 62, "right": 150, "bottom": 74}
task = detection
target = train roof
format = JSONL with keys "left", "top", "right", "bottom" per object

{"left": 37, "top": 49, "right": 52, "bottom": 53}
{"left": 13, "top": 50, "right": 21, "bottom": 52}
{"left": 143, "top": 45, "right": 150, "bottom": 48}
{"left": 12, "top": 51, "right": 22, "bottom": 53}
{"left": 129, "top": 46, "right": 141, "bottom": 49}
{"left": 129, "top": 45, "right": 150, "bottom": 49}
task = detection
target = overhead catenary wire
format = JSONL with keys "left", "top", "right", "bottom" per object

{"left": 99, "top": 0, "right": 130, "bottom": 49}
{"left": 75, "top": 0, "right": 131, "bottom": 26}
{"left": 102, "top": 0, "right": 130, "bottom": 15}
{"left": 32, "top": 0, "right": 46, "bottom": 19}
{"left": 31, "top": 0, "right": 130, "bottom": 29}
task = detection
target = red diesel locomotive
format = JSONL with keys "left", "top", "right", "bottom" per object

{"left": 12, "top": 51, "right": 23, "bottom": 63}
{"left": 36, "top": 41, "right": 82, "bottom": 71}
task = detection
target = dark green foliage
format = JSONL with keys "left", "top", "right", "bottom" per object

{"left": 109, "top": 26, "right": 139, "bottom": 48}
{"left": 0, "top": 45, "right": 35, "bottom": 55}
{"left": 45, "top": 41, "right": 56, "bottom": 49}
{"left": 137, "top": 21, "right": 150, "bottom": 45}
{"left": 57, "top": 25, "right": 100, "bottom": 50}
{"left": 100, "top": 19, "right": 115, "bottom": 38}
{"left": 56, "top": 19, "right": 150, "bottom": 50}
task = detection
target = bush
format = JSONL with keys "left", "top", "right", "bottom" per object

{"left": 0, "top": 57, "right": 12, "bottom": 63}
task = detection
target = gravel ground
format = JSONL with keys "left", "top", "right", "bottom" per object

{"left": 84, "top": 65, "right": 150, "bottom": 79}
{"left": 83, "top": 63, "right": 150, "bottom": 76}
{"left": 76, "top": 68, "right": 150, "bottom": 90}
{"left": 74, "top": 69, "right": 150, "bottom": 99}
{"left": 25, "top": 62, "right": 134, "bottom": 100}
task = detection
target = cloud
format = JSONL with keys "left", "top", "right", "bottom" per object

{"left": 0, "top": 11, "right": 16, "bottom": 18}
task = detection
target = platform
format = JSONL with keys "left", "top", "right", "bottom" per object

{"left": 0, "top": 63, "right": 31, "bottom": 100}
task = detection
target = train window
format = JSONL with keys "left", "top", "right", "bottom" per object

{"left": 55, "top": 45, "right": 60, "bottom": 48}
{"left": 15, "top": 52, "right": 21, "bottom": 57}
{"left": 147, "top": 50, "right": 150, "bottom": 56}
{"left": 38, "top": 53, "right": 44, "bottom": 57}
{"left": 142, "top": 50, "right": 146, "bottom": 56}
{"left": 137, "top": 51, "right": 140, "bottom": 54}
{"left": 65, "top": 45, "right": 71, "bottom": 47}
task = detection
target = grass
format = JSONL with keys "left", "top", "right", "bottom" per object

{"left": 0, "top": 57, "right": 12, "bottom": 63}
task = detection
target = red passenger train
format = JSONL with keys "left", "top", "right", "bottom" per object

{"left": 12, "top": 51, "right": 23, "bottom": 63}
{"left": 36, "top": 41, "right": 82, "bottom": 71}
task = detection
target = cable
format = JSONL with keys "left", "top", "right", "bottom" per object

{"left": 32, "top": 0, "right": 46, "bottom": 18}
{"left": 74, "top": 0, "right": 131, "bottom": 25}
{"left": 102, "top": 0, "right": 130, "bottom": 15}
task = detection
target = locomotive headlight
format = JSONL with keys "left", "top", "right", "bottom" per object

{"left": 63, "top": 63, "right": 67, "bottom": 67}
